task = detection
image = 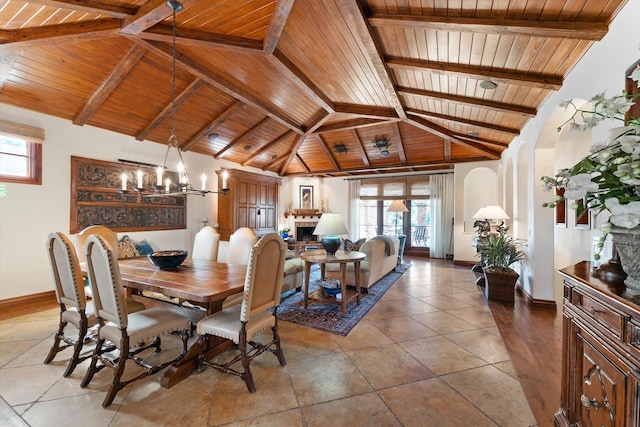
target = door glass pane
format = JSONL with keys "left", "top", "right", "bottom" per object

{"left": 385, "top": 199, "right": 403, "bottom": 235}
{"left": 358, "top": 199, "right": 379, "bottom": 239}
{"left": 410, "top": 199, "right": 430, "bottom": 248}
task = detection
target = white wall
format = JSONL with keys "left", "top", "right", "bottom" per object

{"left": 0, "top": 104, "right": 273, "bottom": 299}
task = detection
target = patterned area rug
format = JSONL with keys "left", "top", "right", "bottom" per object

{"left": 277, "top": 263, "right": 411, "bottom": 336}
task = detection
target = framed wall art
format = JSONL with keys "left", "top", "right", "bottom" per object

{"left": 574, "top": 199, "right": 590, "bottom": 229}
{"left": 299, "top": 185, "right": 313, "bottom": 210}
{"left": 555, "top": 188, "right": 567, "bottom": 227}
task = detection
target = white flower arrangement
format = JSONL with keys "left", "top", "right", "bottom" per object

{"left": 541, "top": 64, "right": 640, "bottom": 259}
{"left": 278, "top": 223, "right": 290, "bottom": 233}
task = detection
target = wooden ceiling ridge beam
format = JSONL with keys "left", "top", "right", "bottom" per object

{"left": 136, "top": 78, "right": 203, "bottom": 142}
{"left": 213, "top": 117, "right": 271, "bottom": 159}
{"left": 368, "top": 14, "right": 608, "bottom": 40}
{"left": 242, "top": 130, "right": 294, "bottom": 166}
{"left": 138, "top": 25, "right": 263, "bottom": 52}
{"left": 386, "top": 57, "right": 563, "bottom": 90}
{"left": 350, "top": 129, "right": 371, "bottom": 167}
{"left": 29, "top": 0, "right": 136, "bottom": 18}
{"left": 120, "top": 0, "right": 198, "bottom": 35}
{"left": 338, "top": 0, "right": 407, "bottom": 120}
{"left": 263, "top": 0, "right": 296, "bottom": 55}
{"left": 279, "top": 134, "right": 306, "bottom": 176}
{"left": 0, "top": 19, "right": 120, "bottom": 47}
{"left": 406, "top": 108, "right": 520, "bottom": 136}
{"left": 333, "top": 103, "right": 398, "bottom": 119}
{"left": 315, "top": 117, "right": 398, "bottom": 134}
{"left": 180, "top": 100, "right": 244, "bottom": 151}
{"left": 398, "top": 86, "right": 537, "bottom": 117}
{"left": 317, "top": 135, "right": 341, "bottom": 171}
{"left": 391, "top": 122, "right": 407, "bottom": 164}
{"left": 407, "top": 116, "right": 501, "bottom": 159}
{"left": 296, "top": 154, "right": 311, "bottom": 173}
{"left": 272, "top": 50, "right": 335, "bottom": 112}
{"left": 134, "top": 38, "right": 305, "bottom": 134}
{"left": 304, "top": 111, "right": 332, "bottom": 135}
{"left": 74, "top": 44, "right": 147, "bottom": 126}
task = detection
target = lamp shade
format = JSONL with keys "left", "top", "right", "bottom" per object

{"left": 388, "top": 200, "right": 409, "bottom": 213}
{"left": 313, "top": 213, "right": 349, "bottom": 255}
{"left": 483, "top": 205, "right": 510, "bottom": 220}
{"left": 472, "top": 207, "right": 488, "bottom": 219}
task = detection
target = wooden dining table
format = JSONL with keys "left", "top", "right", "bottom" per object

{"left": 115, "top": 257, "right": 248, "bottom": 388}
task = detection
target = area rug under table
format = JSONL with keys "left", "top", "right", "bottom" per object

{"left": 277, "top": 263, "right": 411, "bottom": 336}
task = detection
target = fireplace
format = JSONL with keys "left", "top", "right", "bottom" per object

{"left": 295, "top": 221, "right": 318, "bottom": 242}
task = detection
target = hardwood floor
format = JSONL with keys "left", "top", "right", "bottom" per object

{"left": 489, "top": 290, "right": 563, "bottom": 427}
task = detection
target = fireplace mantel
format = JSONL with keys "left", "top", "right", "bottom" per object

{"left": 285, "top": 212, "right": 323, "bottom": 219}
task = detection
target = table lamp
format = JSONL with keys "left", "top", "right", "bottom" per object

{"left": 475, "top": 205, "right": 510, "bottom": 233}
{"left": 388, "top": 200, "right": 408, "bottom": 235}
{"left": 313, "top": 213, "right": 349, "bottom": 255}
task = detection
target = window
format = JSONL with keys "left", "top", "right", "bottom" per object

{"left": 0, "top": 120, "right": 43, "bottom": 185}
{"left": 356, "top": 176, "right": 431, "bottom": 250}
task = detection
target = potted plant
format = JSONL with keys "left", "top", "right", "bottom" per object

{"left": 475, "top": 230, "right": 526, "bottom": 301}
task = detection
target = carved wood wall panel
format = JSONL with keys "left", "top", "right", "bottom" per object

{"left": 70, "top": 156, "right": 186, "bottom": 233}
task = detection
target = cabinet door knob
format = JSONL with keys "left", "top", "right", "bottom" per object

{"left": 580, "top": 393, "right": 600, "bottom": 409}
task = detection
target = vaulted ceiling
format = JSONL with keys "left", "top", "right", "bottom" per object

{"left": 0, "top": 0, "right": 629, "bottom": 177}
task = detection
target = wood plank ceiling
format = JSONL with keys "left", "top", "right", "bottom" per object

{"left": 0, "top": 0, "right": 629, "bottom": 177}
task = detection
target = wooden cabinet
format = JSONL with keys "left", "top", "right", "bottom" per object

{"left": 556, "top": 261, "right": 640, "bottom": 427}
{"left": 217, "top": 169, "right": 281, "bottom": 240}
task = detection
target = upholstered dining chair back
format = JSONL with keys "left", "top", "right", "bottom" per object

{"left": 192, "top": 226, "right": 220, "bottom": 261}
{"left": 84, "top": 234, "right": 129, "bottom": 329}
{"left": 241, "top": 233, "right": 287, "bottom": 322}
{"left": 48, "top": 232, "right": 87, "bottom": 312}
{"left": 76, "top": 225, "right": 118, "bottom": 263}
{"left": 226, "top": 227, "right": 259, "bottom": 265}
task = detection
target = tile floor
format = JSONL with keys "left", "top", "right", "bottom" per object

{"left": 0, "top": 258, "right": 537, "bottom": 426}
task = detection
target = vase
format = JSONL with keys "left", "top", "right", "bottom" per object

{"left": 609, "top": 226, "right": 640, "bottom": 291}
{"left": 280, "top": 231, "right": 288, "bottom": 239}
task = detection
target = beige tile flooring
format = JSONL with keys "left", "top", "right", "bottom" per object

{"left": 0, "top": 258, "right": 537, "bottom": 426}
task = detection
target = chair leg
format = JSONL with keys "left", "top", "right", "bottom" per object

{"left": 271, "top": 325, "right": 286, "bottom": 367}
{"left": 80, "top": 337, "right": 104, "bottom": 388}
{"left": 239, "top": 326, "right": 256, "bottom": 393}
{"left": 102, "top": 339, "right": 129, "bottom": 408}
{"left": 43, "top": 317, "right": 66, "bottom": 365}
{"left": 63, "top": 317, "right": 88, "bottom": 377}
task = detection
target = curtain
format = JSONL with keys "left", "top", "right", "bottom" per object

{"left": 429, "top": 174, "right": 454, "bottom": 258}
{"left": 347, "top": 180, "right": 360, "bottom": 240}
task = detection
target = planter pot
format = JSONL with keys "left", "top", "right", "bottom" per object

{"left": 483, "top": 267, "right": 519, "bottom": 302}
{"left": 610, "top": 226, "right": 640, "bottom": 291}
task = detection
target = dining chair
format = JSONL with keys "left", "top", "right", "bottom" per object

{"left": 44, "top": 232, "right": 146, "bottom": 377}
{"left": 192, "top": 225, "right": 220, "bottom": 261}
{"left": 76, "top": 225, "right": 119, "bottom": 263}
{"left": 196, "top": 233, "right": 287, "bottom": 393}
{"left": 221, "top": 227, "right": 260, "bottom": 308}
{"left": 80, "top": 234, "right": 191, "bottom": 407}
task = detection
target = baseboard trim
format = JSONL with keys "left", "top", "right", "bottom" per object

{"left": 453, "top": 260, "right": 476, "bottom": 268}
{"left": 0, "top": 290, "right": 57, "bottom": 311}
{"left": 516, "top": 286, "right": 557, "bottom": 310}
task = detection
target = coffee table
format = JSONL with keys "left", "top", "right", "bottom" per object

{"left": 300, "top": 250, "right": 366, "bottom": 316}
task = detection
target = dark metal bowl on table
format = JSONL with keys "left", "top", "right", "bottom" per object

{"left": 148, "top": 250, "right": 188, "bottom": 269}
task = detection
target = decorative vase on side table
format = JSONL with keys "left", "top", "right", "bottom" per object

{"left": 610, "top": 225, "right": 640, "bottom": 291}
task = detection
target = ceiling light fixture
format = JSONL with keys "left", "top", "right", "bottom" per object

{"left": 373, "top": 137, "right": 391, "bottom": 157}
{"left": 333, "top": 143, "right": 349, "bottom": 154}
{"left": 119, "top": 0, "right": 229, "bottom": 197}
{"left": 208, "top": 133, "right": 219, "bottom": 141}
{"left": 243, "top": 145, "right": 252, "bottom": 151}
{"left": 479, "top": 80, "right": 497, "bottom": 90}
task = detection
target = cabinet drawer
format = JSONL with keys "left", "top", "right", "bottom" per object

{"left": 572, "top": 288, "right": 626, "bottom": 340}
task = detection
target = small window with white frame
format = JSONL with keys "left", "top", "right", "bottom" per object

{"left": 0, "top": 119, "right": 43, "bottom": 185}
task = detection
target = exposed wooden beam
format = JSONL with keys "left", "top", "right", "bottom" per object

{"left": 452, "top": 134, "right": 510, "bottom": 148}
{"left": 369, "top": 14, "right": 608, "bottom": 40}
{"left": 337, "top": 0, "right": 407, "bottom": 120}
{"left": 28, "top": 1, "right": 135, "bottom": 18}
{"left": 0, "top": 19, "right": 120, "bottom": 47}
{"left": 139, "top": 25, "right": 263, "bottom": 52}
{"left": 406, "top": 108, "right": 520, "bottom": 136}
{"left": 390, "top": 122, "right": 406, "bottom": 165}
{"left": 214, "top": 118, "right": 271, "bottom": 159}
{"left": 333, "top": 103, "right": 398, "bottom": 119}
{"left": 304, "top": 111, "right": 333, "bottom": 135}
{"left": 387, "top": 57, "right": 563, "bottom": 91}
{"left": 317, "top": 135, "right": 341, "bottom": 171}
{"left": 285, "top": 162, "right": 456, "bottom": 177}
{"left": 262, "top": 155, "right": 287, "bottom": 172}
{"left": 279, "top": 134, "right": 306, "bottom": 176}
{"left": 242, "top": 130, "right": 294, "bottom": 166}
{"left": 263, "top": 0, "right": 296, "bottom": 54}
{"left": 407, "top": 116, "right": 502, "bottom": 159}
{"left": 350, "top": 129, "right": 371, "bottom": 167}
{"left": 180, "top": 100, "right": 245, "bottom": 151}
{"left": 443, "top": 140, "right": 451, "bottom": 161}
{"left": 134, "top": 38, "right": 305, "bottom": 134}
{"left": 136, "top": 79, "right": 203, "bottom": 142}
{"left": 398, "top": 86, "right": 537, "bottom": 117}
{"left": 272, "top": 50, "right": 335, "bottom": 112}
{"left": 296, "top": 154, "right": 310, "bottom": 173}
{"left": 74, "top": 44, "right": 147, "bottom": 126}
{"left": 121, "top": 0, "right": 178, "bottom": 35}
{"left": 315, "top": 118, "right": 399, "bottom": 134}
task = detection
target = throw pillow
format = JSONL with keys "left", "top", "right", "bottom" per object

{"left": 134, "top": 239, "right": 154, "bottom": 255}
{"left": 118, "top": 235, "right": 140, "bottom": 259}
{"left": 343, "top": 238, "right": 366, "bottom": 251}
